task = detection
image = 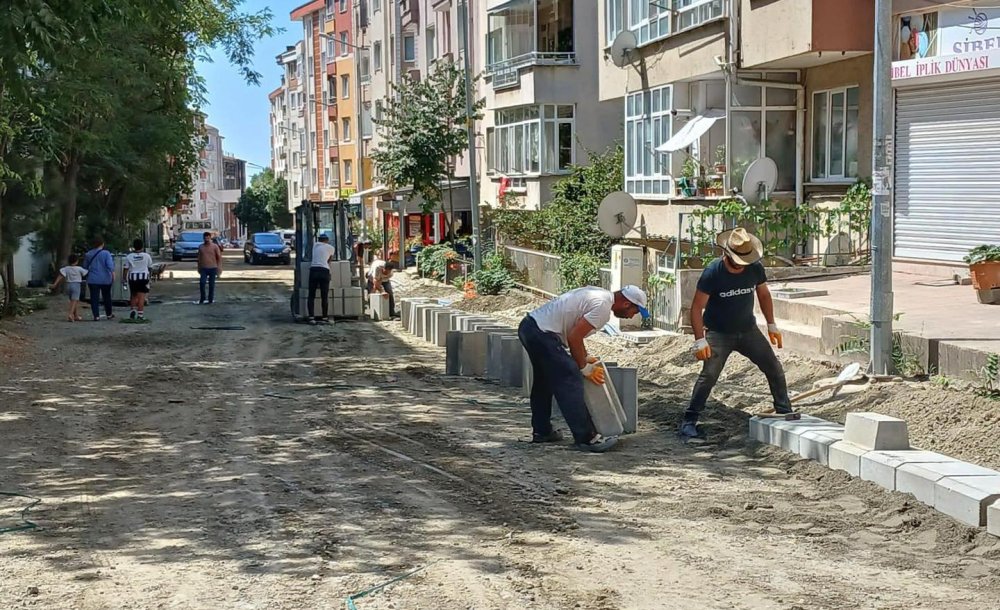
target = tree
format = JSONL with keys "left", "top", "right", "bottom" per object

{"left": 235, "top": 169, "right": 289, "bottom": 233}
{"left": 234, "top": 189, "right": 273, "bottom": 235}
{"left": 371, "top": 62, "right": 484, "bottom": 226}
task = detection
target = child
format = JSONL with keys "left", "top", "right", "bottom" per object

{"left": 51, "top": 254, "right": 89, "bottom": 322}
{"left": 123, "top": 239, "right": 154, "bottom": 321}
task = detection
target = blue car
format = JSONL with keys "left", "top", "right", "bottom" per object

{"left": 172, "top": 231, "right": 207, "bottom": 261}
{"left": 244, "top": 232, "right": 292, "bottom": 265}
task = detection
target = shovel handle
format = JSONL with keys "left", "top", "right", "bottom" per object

{"left": 790, "top": 381, "right": 845, "bottom": 403}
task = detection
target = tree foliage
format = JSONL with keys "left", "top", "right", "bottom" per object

{"left": 371, "top": 62, "right": 485, "bottom": 216}
{"left": 235, "top": 168, "right": 289, "bottom": 234}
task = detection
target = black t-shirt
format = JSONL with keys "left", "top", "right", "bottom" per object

{"left": 696, "top": 258, "right": 767, "bottom": 333}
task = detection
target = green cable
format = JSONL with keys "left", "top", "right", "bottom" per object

{"left": 0, "top": 492, "right": 40, "bottom": 535}
{"left": 344, "top": 560, "right": 439, "bottom": 610}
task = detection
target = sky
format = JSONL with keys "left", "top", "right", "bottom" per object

{"left": 195, "top": 1, "right": 300, "bottom": 178}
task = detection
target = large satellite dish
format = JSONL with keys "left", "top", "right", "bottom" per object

{"left": 597, "top": 191, "right": 638, "bottom": 238}
{"left": 741, "top": 157, "right": 778, "bottom": 205}
{"left": 609, "top": 30, "right": 637, "bottom": 68}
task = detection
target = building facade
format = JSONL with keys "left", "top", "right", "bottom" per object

{"left": 272, "top": 42, "right": 308, "bottom": 211}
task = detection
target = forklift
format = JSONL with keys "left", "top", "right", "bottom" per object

{"left": 290, "top": 199, "right": 364, "bottom": 321}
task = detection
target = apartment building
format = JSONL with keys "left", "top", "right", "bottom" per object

{"left": 327, "top": 0, "right": 357, "bottom": 199}
{"left": 272, "top": 42, "right": 308, "bottom": 211}
{"left": 480, "top": 0, "right": 620, "bottom": 211}
{"left": 598, "top": 0, "right": 874, "bottom": 240}
{"left": 292, "top": 1, "right": 336, "bottom": 203}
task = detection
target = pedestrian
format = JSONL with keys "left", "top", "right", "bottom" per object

{"left": 366, "top": 258, "right": 398, "bottom": 318}
{"left": 197, "top": 231, "right": 223, "bottom": 304}
{"left": 83, "top": 236, "right": 116, "bottom": 321}
{"left": 123, "top": 239, "right": 154, "bottom": 321}
{"left": 518, "top": 284, "right": 649, "bottom": 453}
{"left": 678, "top": 228, "right": 792, "bottom": 440}
{"left": 50, "top": 254, "right": 88, "bottom": 322}
{"left": 308, "top": 234, "right": 336, "bottom": 324}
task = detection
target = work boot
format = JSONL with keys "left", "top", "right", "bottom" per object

{"left": 575, "top": 434, "right": 618, "bottom": 453}
{"left": 678, "top": 421, "right": 702, "bottom": 440}
{"left": 774, "top": 405, "right": 794, "bottom": 415}
{"left": 531, "top": 430, "right": 563, "bottom": 444}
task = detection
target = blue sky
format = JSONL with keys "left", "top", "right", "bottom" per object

{"left": 196, "top": 1, "right": 298, "bottom": 178}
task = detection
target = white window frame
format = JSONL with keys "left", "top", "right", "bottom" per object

{"left": 340, "top": 31, "right": 349, "bottom": 57}
{"left": 729, "top": 71, "right": 798, "bottom": 193}
{"left": 605, "top": 0, "right": 624, "bottom": 47}
{"left": 341, "top": 74, "right": 350, "bottom": 99}
{"left": 344, "top": 159, "right": 353, "bottom": 183}
{"left": 342, "top": 117, "right": 352, "bottom": 142}
{"left": 624, "top": 85, "right": 672, "bottom": 198}
{"left": 373, "top": 0, "right": 380, "bottom": 12}
{"left": 487, "top": 104, "right": 575, "bottom": 177}
{"left": 326, "top": 0, "right": 335, "bottom": 21}
{"left": 811, "top": 85, "right": 860, "bottom": 182}
{"left": 339, "top": 0, "right": 347, "bottom": 13}
{"left": 426, "top": 26, "right": 437, "bottom": 61}
{"left": 373, "top": 40, "right": 383, "bottom": 72}
{"left": 403, "top": 34, "right": 416, "bottom": 62}
{"left": 607, "top": 0, "right": 724, "bottom": 49}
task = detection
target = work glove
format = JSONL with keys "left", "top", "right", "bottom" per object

{"left": 580, "top": 362, "right": 606, "bottom": 385}
{"left": 585, "top": 355, "right": 599, "bottom": 364}
{"left": 767, "top": 324, "right": 783, "bottom": 349}
{"left": 693, "top": 337, "right": 712, "bottom": 361}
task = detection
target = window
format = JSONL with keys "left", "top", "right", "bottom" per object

{"left": 625, "top": 85, "right": 672, "bottom": 197}
{"left": 323, "top": 128, "right": 329, "bottom": 148}
{"left": 442, "top": 11, "right": 452, "bottom": 54}
{"left": 360, "top": 52, "right": 370, "bottom": 82}
{"left": 340, "top": 31, "right": 349, "bottom": 57}
{"left": 812, "top": 86, "right": 860, "bottom": 181}
{"left": 608, "top": 0, "right": 723, "bottom": 47}
{"left": 332, "top": 121, "right": 339, "bottom": 142}
{"left": 374, "top": 99, "right": 383, "bottom": 122}
{"left": 326, "top": 0, "right": 335, "bottom": 20}
{"left": 373, "top": 0, "right": 380, "bottom": 12}
{"left": 605, "top": 0, "right": 624, "bottom": 47}
{"left": 339, "top": 0, "right": 347, "bottom": 13}
{"left": 627, "top": 0, "right": 670, "bottom": 46}
{"left": 341, "top": 74, "right": 350, "bottom": 99}
{"left": 344, "top": 159, "right": 353, "bottom": 183}
{"left": 326, "top": 38, "right": 336, "bottom": 59}
{"left": 342, "top": 117, "right": 351, "bottom": 142}
{"left": 329, "top": 162, "right": 340, "bottom": 184}
{"left": 426, "top": 26, "right": 437, "bottom": 61}
{"left": 488, "top": 105, "right": 575, "bottom": 176}
{"left": 403, "top": 34, "right": 416, "bottom": 62}
{"left": 730, "top": 72, "right": 797, "bottom": 192}
{"left": 362, "top": 102, "right": 373, "bottom": 138}
{"left": 373, "top": 41, "right": 383, "bottom": 72}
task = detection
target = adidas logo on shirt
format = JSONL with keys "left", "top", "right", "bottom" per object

{"left": 719, "top": 287, "right": 755, "bottom": 298}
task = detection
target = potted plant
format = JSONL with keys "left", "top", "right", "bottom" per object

{"left": 707, "top": 179, "right": 724, "bottom": 197}
{"left": 679, "top": 156, "right": 699, "bottom": 197}
{"left": 964, "top": 244, "right": 1000, "bottom": 303}
{"left": 714, "top": 145, "right": 727, "bottom": 174}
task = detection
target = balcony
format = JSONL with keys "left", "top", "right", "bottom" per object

{"left": 327, "top": 103, "right": 337, "bottom": 119}
{"left": 328, "top": 145, "right": 339, "bottom": 160}
{"left": 486, "top": 0, "right": 575, "bottom": 89}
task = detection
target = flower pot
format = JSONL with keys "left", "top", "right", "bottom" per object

{"left": 970, "top": 261, "right": 1000, "bottom": 290}
{"left": 714, "top": 164, "right": 726, "bottom": 174}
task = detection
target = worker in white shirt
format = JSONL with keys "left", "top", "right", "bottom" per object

{"left": 518, "top": 285, "right": 649, "bottom": 453}
{"left": 366, "top": 258, "right": 399, "bottom": 319}
{"left": 308, "top": 234, "right": 337, "bottom": 324}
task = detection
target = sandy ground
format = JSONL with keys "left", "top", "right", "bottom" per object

{"left": 1, "top": 256, "right": 1000, "bottom": 610}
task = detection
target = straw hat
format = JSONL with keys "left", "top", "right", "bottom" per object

{"left": 716, "top": 227, "right": 763, "bottom": 266}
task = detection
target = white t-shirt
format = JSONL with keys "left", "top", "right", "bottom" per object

{"left": 367, "top": 259, "right": 392, "bottom": 281}
{"left": 311, "top": 242, "right": 336, "bottom": 268}
{"left": 529, "top": 287, "right": 613, "bottom": 346}
{"left": 124, "top": 252, "right": 154, "bottom": 279}
{"left": 60, "top": 265, "right": 88, "bottom": 283}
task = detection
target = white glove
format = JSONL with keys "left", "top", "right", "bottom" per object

{"left": 767, "top": 324, "right": 783, "bottom": 349}
{"left": 693, "top": 337, "right": 711, "bottom": 361}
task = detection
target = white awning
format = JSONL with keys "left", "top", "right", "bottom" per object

{"left": 487, "top": 0, "right": 530, "bottom": 14}
{"left": 656, "top": 110, "right": 726, "bottom": 153}
{"left": 352, "top": 184, "right": 389, "bottom": 199}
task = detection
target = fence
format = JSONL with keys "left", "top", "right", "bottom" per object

{"left": 648, "top": 250, "right": 681, "bottom": 331}
{"left": 504, "top": 245, "right": 562, "bottom": 297}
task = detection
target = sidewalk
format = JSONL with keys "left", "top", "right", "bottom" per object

{"left": 770, "top": 271, "right": 1000, "bottom": 380}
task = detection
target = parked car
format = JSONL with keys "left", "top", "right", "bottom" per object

{"left": 172, "top": 231, "right": 207, "bottom": 262}
{"left": 273, "top": 229, "right": 296, "bottom": 250}
{"left": 244, "top": 232, "right": 292, "bottom": 265}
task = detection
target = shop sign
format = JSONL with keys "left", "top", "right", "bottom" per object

{"left": 893, "top": 50, "right": 994, "bottom": 81}
{"left": 320, "top": 188, "right": 339, "bottom": 201}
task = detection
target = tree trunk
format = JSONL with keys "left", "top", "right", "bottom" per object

{"left": 1, "top": 260, "right": 15, "bottom": 318}
{"left": 446, "top": 165, "right": 456, "bottom": 243}
{"left": 57, "top": 154, "right": 81, "bottom": 267}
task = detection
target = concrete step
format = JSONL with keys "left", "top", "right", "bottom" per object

{"left": 756, "top": 316, "right": 823, "bottom": 358}
{"left": 755, "top": 296, "right": 852, "bottom": 329}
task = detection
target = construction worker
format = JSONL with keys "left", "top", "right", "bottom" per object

{"left": 518, "top": 285, "right": 649, "bottom": 453}
{"left": 366, "top": 258, "right": 399, "bottom": 318}
{"left": 679, "top": 228, "right": 792, "bottom": 440}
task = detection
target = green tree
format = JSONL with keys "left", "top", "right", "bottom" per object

{"left": 234, "top": 189, "right": 273, "bottom": 234}
{"left": 234, "top": 169, "right": 289, "bottom": 233}
{"left": 371, "top": 62, "right": 484, "bottom": 223}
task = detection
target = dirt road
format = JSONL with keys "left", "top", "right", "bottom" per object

{"left": 1, "top": 255, "right": 999, "bottom": 610}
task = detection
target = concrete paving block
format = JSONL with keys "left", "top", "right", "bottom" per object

{"left": 896, "top": 461, "right": 999, "bottom": 506}
{"left": 433, "top": 311, "right": 458, "bottom": 347}
{"left": 445, "top": 331, "right": 463, "bottom": 375}
{"left": 798, "top": 429, "right": 845, "bottom": 466}
{"left": 844, "top": 412, "right": 910, "bottom": 451}
{"left": 370, "top": 293, "right": 391, "bottom": 321}
{"left": 936, "top": 475, "right": 1000, "bottom": 527}
{"left": 412, "top": 303, "right": 438, "bottom": 336}
{"left": 748, "top": 417, "right": 775, "bottom": 444}
{"left": 499, "top": 337, "right": 524, "bottom": 387}
{"left": 468, "top": 320, "right": 508, "bottom": 332}
{"left": 860, "top": 450, "right": 956, "bottom": 491}
{"left": 459, "top": 331, "right": 488, "bottom": 377}
{"left": 521, "top": 347, "right": 533, "bottom": 397}
{"left": 606, "top": 367, "right": 638, "bottom": 434}
{"left": 583, "top": 373, "right": 625, "bottom": 438}
{"left": 486, "top": 330, "right": 517, "bottom": 379}
{"left": 768, "top": 416, "right": 844, "bottom": 455}
{"left": 988, "top": 500, "right": 1000, "bottom": 537}
{"left": 400, "top": 298, "right": 429, "bottom": 331}
{"left": 828, "top": 441, "right": 870, "bottom": 477}
{"left": 422, "top": 307, "right": 449, "bottom": 343}
{"left": 459, "top": 316, "right": 495, "bottom": 331}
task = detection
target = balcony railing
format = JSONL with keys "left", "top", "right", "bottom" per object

{"left": 486, "top": 51, "right": 576, "bottom": 76}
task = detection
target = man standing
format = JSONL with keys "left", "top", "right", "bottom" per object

{"left": 308, "top": 234, "right": 336, "bottom": 324}
{"left": 679, "top": 228, "right": 792, "bottom": 440}
{"left": 366, "top": 258, "right": 398, "bottom": 318}
{"left": 518, "top": 284, "right": 649, "bottom": 453}
{"left": 83, "top": 236, "right": 115, "bottom": 321}
{"left": 197, "top": 232, "right": 223, "bottom": 305}
{"left": 123, "top": 239, "right": 154, "bottom": 321}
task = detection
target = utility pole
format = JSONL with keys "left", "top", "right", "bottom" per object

{"left": 870, "top": 0, "right": 895, "bottom": 374}
{"left": 461, "top": 0, "right": 483, "bottom": 271}
{"left": 394, "top": 0, "right": 407, "bottom": 269}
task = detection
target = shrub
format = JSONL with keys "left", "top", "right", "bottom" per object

{"left": 416, "top": 243, "right": 457, "bottom": 280}
{"left": 559, "top": 252, "right": 602, "bottom": 291}
{"left": 472, "top": 252, "right": 514, "bottom": 295}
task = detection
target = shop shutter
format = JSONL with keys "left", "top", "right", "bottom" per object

{"left": 895, "top": 80, "right": 1000, "bottom": 262}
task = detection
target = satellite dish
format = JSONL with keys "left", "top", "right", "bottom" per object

{"left": 741, "top": 157, "right": 778, "bottom": 204}
{"left": 597, "top": 191, "right": 638, "bottom": 238}
{"left": 609, "top": 30, "right": 637, "bottom": 68}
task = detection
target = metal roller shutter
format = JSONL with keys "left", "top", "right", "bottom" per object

{"left": 894, "top": 80, "right": 1000, "bottom": 262}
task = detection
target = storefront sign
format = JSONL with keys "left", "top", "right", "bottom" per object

{"left": 892, "top": 50, "right": 994, "bottom": 81}
{"left": 940, "top": 7, "right": 1000, "bottom": 55}
{"left": 320, "top": 188, "right": 339, "bottom": 201}
{"left": 339, "top": 187, "right": 356, "bottom": 198}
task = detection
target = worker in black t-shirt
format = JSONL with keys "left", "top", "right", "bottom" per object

{"left": 679, "top": 228, "right": 793, "bottom": 440}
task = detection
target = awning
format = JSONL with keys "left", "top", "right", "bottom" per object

{"left": 656, "top": 110, "right": 726, "bottom": 153}
{"left": 349, "top": 184, "right": 389, "bottom": 203}
{"left": 487, "top": 0, "right": 530, "bottom": 14}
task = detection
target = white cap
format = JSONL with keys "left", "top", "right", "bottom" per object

{"left": 620, "top": 285, "right": 649, "bottom": 318}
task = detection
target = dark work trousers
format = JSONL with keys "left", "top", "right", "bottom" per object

{"left": 517, "top": 315, "right": 596, "bottom": 444}
{"left": 684, "top": 326, "right": 792, "bottom": 423}
{"left": 199, "top": 268, "right": 218, "bottom": 304}
{"left": 88, "top": 283, "right": 113, "bottom": 319}
{"left": 308, "top": 266, "right": 331, "bottom": 319}
{"left": 366, "top": 277, "right": 396, "bottom": 315}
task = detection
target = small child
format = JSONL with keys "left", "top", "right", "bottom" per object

{"left": 51, "top": 254, "right": 89, "bottom": 322}
{"left": 123, "top": 239, "right": 154, "bottom": 321}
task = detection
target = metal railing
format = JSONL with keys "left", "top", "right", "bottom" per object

{"left": 487, "top": 51, "right": 577, "bottom": 75}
